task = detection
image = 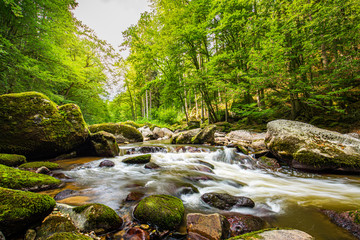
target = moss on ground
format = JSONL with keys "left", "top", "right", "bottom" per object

{"left": 19, "top": 161, "right": 60, "bottom": 170}
{"left": 123, "top": 154, "right": 151, "bottom": 164}
{"left": 0, "top": 187, "right": 56, "bottom": 237}
{"left": 133, "top": 194, "right": 184, "bottom": 230}
{"left": 0, "top": 153, "right": 26, "bottom": 167}
{"left": 0, "top": 164, "right": 61, "bottom": 190}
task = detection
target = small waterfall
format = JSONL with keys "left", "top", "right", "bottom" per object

{"left": 213, "top": 147, "right": 257, "bottom": 169}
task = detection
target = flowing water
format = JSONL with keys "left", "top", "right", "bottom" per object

{"left": 47, "top": 142, "right": 360, "bottom": 240}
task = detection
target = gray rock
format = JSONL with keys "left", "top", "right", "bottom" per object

{"left": 201, "top": 192, "right": 255, "bottom": 210}
{"left": 138, "top": 126, "right": 155, "bottom": 140}
{"left": 256, "top": 229, "right": 314, "bottom": 240}
{"left": 224, "top": 130, "right": 267, "bottom": 152}
{"left": 265, "top": 120, "right": 360, "bottom": 173}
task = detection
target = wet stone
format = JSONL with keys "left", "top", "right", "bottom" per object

{"left": 126, "top": 146, "right": 167, "bottom": 154}
{"left": 144, "top": 162, "right": 161, "bottom": 170}
{"left": 223, "top": 213, "right": 266, "bottom": 236}
{"left": 122, "top": 227, "right": 150, "bottom": 240}
{"left": 125, "top": 192, "right": 145, "bottom": 202}
{"left": 201, "top": 193, "right": 255, "bottom": 210}
{"left": 197, "top": 160, "right": 215, "bottom": 169}
{"left": 192, "top": 165, "right": 214, "bottom": 174}
{"left": 54, "top": 189, "right": 78, "bottom": 201}
{"left": 99, "top": 160, "right": 115, "bottom": 168}
{"left": 36, "top": 166, "right": 51, "bottom": 175}
{"left": 186, "top": 213, "right": 230, "bottom": 240}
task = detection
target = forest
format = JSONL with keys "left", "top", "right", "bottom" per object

{"left": 1, "top": 0, "right": 360, "bottom": 130}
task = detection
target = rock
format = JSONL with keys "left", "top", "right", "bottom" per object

{"left": 123, "top": 154, "right": 151, "bottom": 164}
{"left": 36, "top": 215, "right": 77, "bottom": 239}
{"left": 197, "top": 160, "right": 215, "bottom": 169}
{"left": 191, "top": 125, "right": 217, "bottom": 145}
{"left": 89, "top": 123, "right": 143, "bottom": 143}
{"left": 225, "top": 130, "right": 267, "bottom": 152}
{"left": 153, "top": 127, "right": 174, "bottom": 139}
{"left": 36, "top": 166, "right": 51, "bottom": 175}
{"left": 265, "top": 120, "right": 360, "bottom": 173}
{"left": 223, "top": 213, "right": 266, "bottom": 236}
{"left": 0, "top": 92, "right": 89, "bottom": 160}
{"left": 19, "top": 161, "right": 60, "bottom": 170}
{"left": 171, "top": 128, "right": 202, "bottom": 144}
{"left": 257, "top": 156, "right": 281, "bottom": 170}
{"left": 25, "top": 229, "right": 36, "bottom": 240}
{"left": 175, "top": 185, "right": 199, "bottom": 197}
{"left": 144, "top": 162, "right": 161, "bottom": 169}
{"left": 90, "top": 131, "right": 119, "bottom": 157}
{"left": 215, "top": 122, "right": 232, "bottom": 133}
{"left": 123, "top": 120, "right": 143, "bottom": 129}
{"left": 54, "top": 189, "right": 78, "bottom": 201}
{"left": 72, "top": 203, "right": 123, "bottom": 234}
{"left": 201, "top": 193, "right": 255, "bottom": 210}
{"left": 0, "top": 164, "right": 62, "bottom": 191}
{"left": 45, "top": 232, "right": 92, "bottom": 240}
{"left": 133, "top": 194, "right": 184, "bottom": 230}
{"left": 125, "top": 192, "right": 145, "bottom": 202}
{"left": 322, "top": 209, "right": 360, "bottom": 239}
{"left": 122, "top": 227, "right": 150, "bottom": 240}
{"left": 138, "top": 126, "right": 155, "bottom": 140}
{"left": 126, "top": 146, "right": 167, "bottom": 154}
{"left": 99, "top": 160, "right": 115, "bottom": 168}
{"left": 228, "top": 229, "right": 314, "bottom": 240}
{"left": 186, "top": 213, "right": 230, "bottom": 240}
{"left": 191, "top": 165, "right": 214, "bottom": 174}
{"left": 0, "top": 187, "right": 56, "bottom": 238}
{"left": 184, "top": 174, "right": 215, "bottom": 182}
{"left": 0, "top": 153, "right": 26, "bottom": 167}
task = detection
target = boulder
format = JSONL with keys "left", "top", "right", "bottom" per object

{"left": 133, "top": 194, "right": 184, "bottom": 230}
{"left": 322, "top": 209, "right": 360, "bottom": 239}
{"left": 171, "top": 128, "right": 201, "bottom": 144}
{"left": 201, "top": 193, "right": 255, "bottom": 210}
{"left": 0, "top": 164, "right": 62, "bottom": 191}
{"left": 54, "top": 189, "right": 78, "bottom": 201}
{"left": 153, "top": 127, "right": 174, "bottom": 139}
{"left": 0, "top": 153, "right": 26, "bottom": 167}
{"left": 45, "top": 232, "right": 92, "bottom": 240}
{"left": 144, "top": 162, "right": 161, "bottom": 169}
{"left": 187, "top": 213, "right": 230, "bottom": 240}
{"left": 223, "top": 213, "right": 266, "bottom": 236}
{"left": 192, "top": 125, "right": 217, "bottom": 144}
{"left": 99, "top": 160, "right": 115, "bottom": 168}
{"left": 126, "top": 146, "right": 167, "bottom": 154}
{"left": 89, "top": 131, "right": 119, "bottom": 157}
{"left": 138, "top": 126, "right": 155, "bottom": 140}
{"left": 72, "top": 203, "right": 123, "bottom": 234}
{"left": 36, "top": 166, "right": 51, "bottom": 175}
{"left": 227, "top": 229, "right": 314, "bottom": 240}
{"left": 36, "top": 215, "right": 77, "bottom": 239}
{"left": 0, "top": 187, "right": 56, "bottom": 238}
{"left": 89, "top": 123, "right": 143, "bottom": 143}
{"left": 265, "top": 120, "right": 360, "bottom": 173}
{"left": 123, "top": 154, "right": 151, "bottom": 164}
{"left": 224, "top": 130, "right": 267, "bottom": 152}
{"left": 0, "top": 92, "right": 89, "bottom": 160}
{"left": 188, "top": 121, "right": 201, "bottom": 129}
{"left": 19, "top": 161, "right": 60, "bottom": 170}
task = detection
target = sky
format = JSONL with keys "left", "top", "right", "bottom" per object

{"left": 73, "top": 0, "right": 151, "bottom": 57}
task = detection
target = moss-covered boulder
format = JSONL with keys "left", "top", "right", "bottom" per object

{"left": 0, "top": 187, "right": 56, "bottom": 238}
{"left": 122, "top": 120, "right": 143, "bottom": 129}
{"left": 192, "top": 125, "right": 217, "bottom": 144}
{"left": 0, "top": 153, "right": 26, "bottom": 167}
{"left": 266, "top": 120, "right": 360, "bottom": 173}
{"left": 90, "top": 131, "right": 119, "bottom": 157}
{"left": 36, "top": 215, "right": 77, "bottom": 239}
{"left": 0, "top": 92, "right": 89, "bottom": 160}
{"left": 89, "top": 123, "right": 143, "bottom": 143}
{"left": 123, "top": 154, "right": 151, "bottom": 164}
{"left": 72, "top": 203, "right": 123, "bottom": 234}
{"left": 0, "top": 164, "right": 62, "bottom": 191}
{"left": 45, "top": 232, "right": 92, "bottom": 240}
{"left": 19, "top": 161, "right": 60, "bottom": 170}
{"left": 171, "top": 128, "right": 202, "bottom": 144}
{"left": 133, "top": 194, "right": 184, "bottom": 230}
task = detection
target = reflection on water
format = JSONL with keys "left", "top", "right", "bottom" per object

{"left": 48, "top": 143, "right": 360, "bottom": 240}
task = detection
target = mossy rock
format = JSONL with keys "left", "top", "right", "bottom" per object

{"left": 45, "top": 232, "right": 92, "bottom": 240}
{"left": 133, "top": 194, "right": 184, "bottom": 230}
{"left": 122, "top": 120, "right": 143, "bottom": 129}
{"left": 0, "top": 153, "right": 26, "bottom": 167}
{"left": 0, "top": 164, "right": 62, "bottom": 191}
{"left": 0, "top": 187, "right": 56, "bottom": 238}
{"left": 72, "top": 203, "right": 123, "bottom": 234}
{"left": 19, "top": 161, "right": 60, "bottom": 170}
{"left": 36, "top": 215, "right": 77, "bottom": 239}
{"left": 215, "top": 122, "right": 232, "bottom": 132}
{"left": 90, "top": 131, "right": 119, "bottom": 157}
{"left": 0, "top": 92, "right": 89, "bottom": 160}
{"left": 191, "top": 125, "right": 217, "bottom": 144}
{"left": 123, "top": 154, "right": 151, "bottom": 164}
{"left": 89, "top": 123, "right": 143, "bottom": 143}
{"left": 171, "top": 128, "right": 202, "bottom": 144}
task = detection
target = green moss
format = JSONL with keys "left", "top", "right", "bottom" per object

{"left": 19, "top": 161, "right": 60, "bottom": 170}
{"left": 45, "top": 232, "right": 92, "bottom": 240}
{"left": 227, "top": 228, "right": 287, "bottom": 240}
{"left": 36, "top": 215, "right": 77, "bottom": 239}
{"left": 73, "top": 203, "right": 123, "bottom": 234}
{"left": 0, "top": 187, "right": 56, "bottom": 236}
{"left": 0, "top": 164, "right": 61, "bottom": 190}
{"left": 90, "top": 131, "right": 119, "bottom": 157}
{"left": 89, "top": 123, "right": 143, "bottom": 142}
{"left": 349, "top": 210, "right": 360, "bottom": 224}
{"left": 0, "top": 92, "right": 89, "bottom": 160}
{"left": 133, "top": 194, "right": 184, "bottom": 230}
{"left": 191, "top": 125, "right": 216, "bottom": 144}
{"left": 122, "top": 120, "right": 143, "bottom": 129}
{"left": 0, "top": 153, "right": 26, "bottom": 167}
{"left": 123, "top": 154, "right": 151, "bottom": 164}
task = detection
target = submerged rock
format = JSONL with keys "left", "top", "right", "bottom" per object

{"left": 133, "top": 194, "right": 184, "bottom": 230}
{"left": 223, "top": 213, "right": 266, "bottom": 236}
{"left": 123, "top": 154, "right": 151, "bottom": 164}
{"left": 99, "top": 160, "right": 115, "bottom": 168}
{"left": 144, "top": 162, "right": 161, "bottom": 169}
{"left": 0, "top": 92, "right": 89, "bottom": 160}
{"left": 0, "top": 153, "right": 26, "bottom": 167}
{"left": 0, "top": 164, "right": 62, "bottom": 191}
{"left": 89, "top": 123, "right": 143, "bottom": 143}
{"left": 121, "top": 227, "right": 150, "bottom": 240}
{"left": 0, "top": 187, "right": 56, "bottom": 238}
{"left": 54, "top": 189, "right": 78, "bottom": 201}
{"left": 322, "top": 209, "right": 360, "bottom": 239}
{"left": 187, "top": 213, "right": 230, "bottom": 240}
{"left": 126, "top": 146, "right": 167, "bottom": 154}
{"left": 201, "top": 193, "right": 255, "bottom": 210}
{"left": 265, "top": 120, "right": 360, "bottom": 173}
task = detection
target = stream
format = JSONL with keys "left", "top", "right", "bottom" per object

{"left": 46, "top": 142, "right": 360, "bottom": 240}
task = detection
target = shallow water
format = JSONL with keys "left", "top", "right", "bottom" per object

{"left": 48, "top": 143, "right": 360, "bottom": 239}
